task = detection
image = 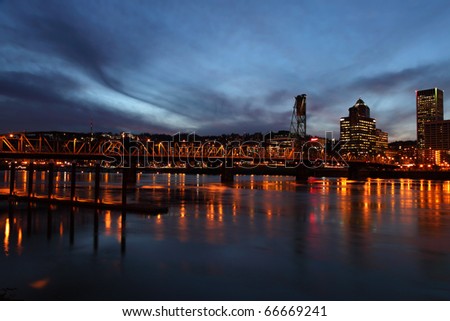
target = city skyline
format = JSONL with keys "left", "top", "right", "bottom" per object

{"left": 1, "top": 0, "right": 450, "bottom": 140}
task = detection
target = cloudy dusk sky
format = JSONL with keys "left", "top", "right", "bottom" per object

{"left": 1, "top": 0, "right": 450, "bottom": 140}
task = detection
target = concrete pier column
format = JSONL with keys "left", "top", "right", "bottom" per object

{"left": 296, "top": 162, "right": 310, "bottom": 182}
{"left": 185, "top": 160, "right": 194, "bottom": 173}
{"left": 221, "top": 158, "right": 234, "bottom": 183}
{"left": 348, "top": 165, "right": 361, "bottom": 180}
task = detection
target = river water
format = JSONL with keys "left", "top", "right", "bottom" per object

{"left": 1, "top": 171, "right": 450, "bottom": 300}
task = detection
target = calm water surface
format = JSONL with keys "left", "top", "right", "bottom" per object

{"left": 1, "top": 171, "right": 450, "bottom": 300}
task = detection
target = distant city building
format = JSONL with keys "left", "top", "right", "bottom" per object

{"left": 264, "top": 130, "right": 292, "bottom": 158}
{"left": 387, "top": 141, "right": 417, "bottom": 165}
{"left": 424, "top": 120, "right": 450, "bottom": 165}
{"left": 416, "top": 88, "right": 444, "bottom": 149}
{"left": 425, "top": 120, "right": 450, "bottom": 150}
{"left": 340, "top": 98, "right": 387, "bottom": 157}
{"left": 375, "top": 129, "right": 389, "bottom": 153}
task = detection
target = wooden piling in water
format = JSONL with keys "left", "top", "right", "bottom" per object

{"left": 27, "top": 205, "right": 32, "bottom": 236}
{"left": 93, "top": 209, "right": 99, "bottom": 251}
{"left": 94, "top": 162, "right": 101, "bottom": 204}
{"left": 9, "top": 162, "right": 15, "bottom": 196}
{"left": 27, "top": 162, "right": 34, "bottom": 198}
{"left": 69, "top": 207, "right": 75, "bottom": 246}
{"left": 70, "top": 161, "right": 77, "bottom": 203}
{"left": 47, "top": 206, "right": 52, "bottom": 240}
{"left": 122, "top": 167, "right": 128, "bottom": 207}
{"left": 1, "top": 160, "right": 168, "bottom": 215}
{"left": 121, "top": 210, "right": 126, "bottom": 255}
{"left": 48, "top": 161, "right": 54, "bottom": 200}
{"left": 127, "top": 162, "right": 137, "bottom": 185}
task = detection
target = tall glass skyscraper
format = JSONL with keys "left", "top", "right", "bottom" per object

{"left": 416, "top": 88, "right": 444, "bottom": 149}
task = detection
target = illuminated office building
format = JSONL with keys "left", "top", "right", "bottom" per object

{"left": 425, "top": 120, "right": 450, "bottom": 150}
{"left": 340, "top": 98, "right": 387, "bottom": 157}
{"left": 375, "top": 129, "right": 389, "bottom": 153}
{"left": 416, "top": 88, "right": 444, "bottom": 149}
{"left": 424, "top": 120, "right": 450, "bottom": 165}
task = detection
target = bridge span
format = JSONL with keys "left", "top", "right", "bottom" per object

{"left": 0, "top": 131, "right": 397, "bottom": 181}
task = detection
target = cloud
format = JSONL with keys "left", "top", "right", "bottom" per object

{"left": 0, "top": 1, "right": 191, "bottom": 131}
{"left": 5, "top": 7, "right": 135, "bottom": 97}
{"left": 350, "top": 61, "right": 450, "bottom": 94}
{"left": 1, "top": 0, "right": 450, "bottom": 141}
{"left": 0, "top": 96, "right": 169, "bottom": 134}
{"left": 0, "top": 71, "right": 169, "bottom": 133}
{"left": 0, "top": 71, "right": 79, "bottom": 103}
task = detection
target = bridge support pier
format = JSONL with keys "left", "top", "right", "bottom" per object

{"left": 221, "top": 158, "right": 234, "bottom": 183}
{"left": 185, "top": 161, "right": 195, "bottom": 173}
{"left": 348, "top": 165, "right": 363, "bottom": 180}
{"left": 296, "top": 163, "right": 310, "bottom": 182}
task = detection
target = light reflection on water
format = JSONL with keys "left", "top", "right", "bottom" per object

{"left": 1, "top": 171, "right": 450, "bottom": 300}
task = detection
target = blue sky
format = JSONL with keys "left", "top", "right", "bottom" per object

{"left": 1, "top": 0, "right": 450, "bottom": 140}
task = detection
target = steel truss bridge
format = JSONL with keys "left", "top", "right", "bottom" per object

{"left": 0, "top": 132, "right": 394, "bottom": 170}
{"left": 0, "top": 131, "right": 300, "bottom": 162}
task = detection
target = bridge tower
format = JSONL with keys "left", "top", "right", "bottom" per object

{"left": 289, "top": 94, "right": 307, "bottom": 146}
{"left": 289, "top": 94, "right": 311, "bottom": 181}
